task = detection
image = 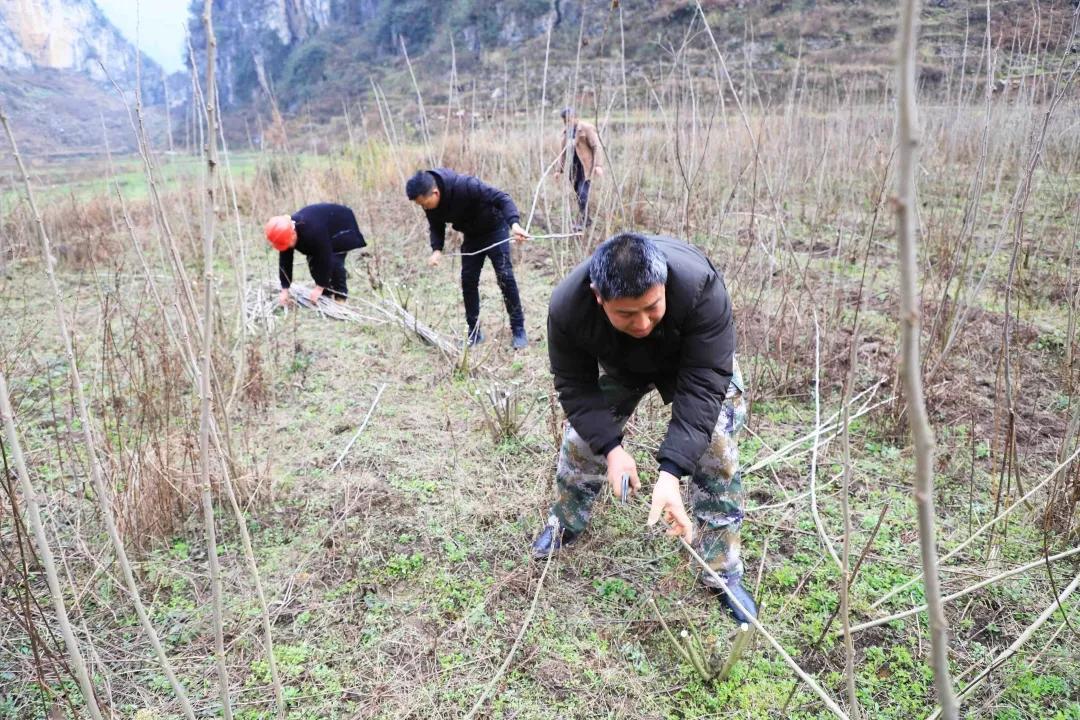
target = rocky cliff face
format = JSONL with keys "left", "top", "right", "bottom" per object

{"left": 0, "top": 0, "right": 166, "bottom": 155}
{"left": 187, "top": 0, "right": 340, "bottom": 106}
{"left": 0, "top": 0, "right": 159, "bottom": 84}
{"left": 189, "top": 0, "right": 566, "bottom": 108}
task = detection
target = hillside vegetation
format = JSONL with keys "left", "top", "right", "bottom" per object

{"left": 193, "top": 0, "right": 1074, "bottom": 114}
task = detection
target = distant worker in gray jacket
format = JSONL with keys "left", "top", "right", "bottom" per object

{"left": 532, "top": 232, "right": 756, "bottom": 623}
{"left": 406, "top": 168, "right": 530, "bottom": 349}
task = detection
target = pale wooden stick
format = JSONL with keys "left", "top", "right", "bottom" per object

{"left": 809, "top": 310, "right": 842, "bottom": 572}
{"left": 199, "top": 4, "right": 234, "bottom": 717}
{"left": 399, "top": 35, "right": 436, "bottom": 167}
{"left": 330, "top": 384, "right": 388, "bottom": 471}
{"left": 717, "top": 624, "right": 755, "bottom": 681}
{"left": 648, "top": 597, "right": 697, "bottom": 667}
{"left": 839, "top": 314, "right": 860, "bottom": 719}
{"left": 462, "top": 539, "right": 555, "bottom": 720}
{"left": 895, "top": 0, "right": 958, "bottom": 712}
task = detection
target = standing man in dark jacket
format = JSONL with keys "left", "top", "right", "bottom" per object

{"left": 265, "top": 203, "right": 367, "bottom": 305}
{"left": 531, "top": 232, "right": 756, "bottom": 623}
{"left": 406, "top": 168, "right": 529, "bottom": 348}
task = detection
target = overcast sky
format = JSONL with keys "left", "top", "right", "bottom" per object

{"left": 96, "top": 0, "right": 190, "bottom": 74}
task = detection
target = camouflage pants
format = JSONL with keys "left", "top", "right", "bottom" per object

{"left": 549, "top": 361, "right": 748, "bottom": 584}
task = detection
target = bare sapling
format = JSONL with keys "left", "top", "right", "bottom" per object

{"left": 839, "top": 317, "right": 859, "bottom": 718}
{"left": 894, "top": 0, "right": 960, "bottom": 716}
{"left": 198, "top": 3, "right": 235, "bottom": 717}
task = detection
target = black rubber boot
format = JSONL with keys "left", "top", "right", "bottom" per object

{"left": 530, "top": 515, "right": 578, "bottom": 559}
{"left": 716, "top": 574, "right": 758, "bottom": 625}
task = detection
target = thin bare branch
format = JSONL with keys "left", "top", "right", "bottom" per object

{"left": 895, "top": 0, "right": 959, "bottom": 713}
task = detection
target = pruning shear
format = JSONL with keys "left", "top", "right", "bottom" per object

{"left": 620, "top": 472, "right": 630, "bottom": 504}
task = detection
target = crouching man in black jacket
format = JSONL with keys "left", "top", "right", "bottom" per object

{"left": 406, "top": 169, "right": 529, "bottom": 349}
{"left": 265, "top": 203, "right": 367, "bottom": 305}
{"left": 532, "top": 232, "right": 757, "bottom": 623}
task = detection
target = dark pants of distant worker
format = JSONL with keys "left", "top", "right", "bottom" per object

{"left": 460, "top": 228, "right": 525, "bottom": 338}
{"left": 312, "top": 228, "right": 366, "bottom": 300}
{"left": 570, "top": 153, "right": 592, "bottom": 225}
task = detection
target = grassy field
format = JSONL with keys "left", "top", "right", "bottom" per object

{"left": 0, "top": 152, "right": 344, "bottom": 208}
{"left": 1, "top": 47, "right": 1079, "bottom": 720}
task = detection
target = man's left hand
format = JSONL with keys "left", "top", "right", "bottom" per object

{"left": 592, "top": 166, "right": 604, "bottom": 179}
{"left": 647, "top": 471, "right": 694, "bottom": 543}
{"left": 510, "top": 222, "right": 529, "bottom": 244}
{"left": 308, "top": 286, "right": 324, "bottom": 304}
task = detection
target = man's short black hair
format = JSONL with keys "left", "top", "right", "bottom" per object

{"left": 589, "top": 233, "right": 668, "bottom": 301}
{"left": 560, "top": 106, "right": 575, "bottom": 120}
{"left": 405, "top": 170, "right": 437, "bottom": 200}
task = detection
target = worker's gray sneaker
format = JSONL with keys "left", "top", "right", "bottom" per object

{"left": 511, "top": 327, "right": 528, "bottom": 349}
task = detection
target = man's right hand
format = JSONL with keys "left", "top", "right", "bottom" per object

{"left": 606, "top": 445, "right": 640, "bottom": 501}
{"left": 427, "top": 250, "right": 443, "bottom": 267}
{"left": 647, "top": 471, "right": 694, "bottom": 543}
{"left": 278, "top": 288, "right": 292, "bottom": 307}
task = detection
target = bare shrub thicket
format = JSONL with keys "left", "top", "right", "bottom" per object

{"left": 0, "top": 3, "right": 1077, "bottom": 716}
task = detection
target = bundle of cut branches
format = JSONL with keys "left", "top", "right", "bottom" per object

{"left": 244, "top": 282, "right": 387, "bottom": 330}
{"left": 364, "top": 287, "right": 459, "bottom": 356}
{"left": 246, "top": 282, "right": 457, "bottom": 357}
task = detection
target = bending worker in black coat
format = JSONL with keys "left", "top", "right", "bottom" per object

{"left": 265, "top": 203, "right": 367, "bottom": 305}
{"left": 531, "top": 232, "right": 757, "bottom": 624}
{"left": 406, "top": 169, "right": 529, "bottom": 349}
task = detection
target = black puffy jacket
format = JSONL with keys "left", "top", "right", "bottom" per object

{"left": 547, "top": 236, "right": 736, "bottom": 475}
{"left": 423, "top": 168, "right": 521, "bottom": 250}
{"left": 279, "top": 203, "right": 366, "bottom": 289}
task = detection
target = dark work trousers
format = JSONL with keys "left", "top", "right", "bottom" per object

{"left": 322, "top": 253, "right": 349, "bottom": 299}
{"left": 570, "top": 153, "right": 592, "bottom": 224}
{"left": 460, "top": 230, "right": 525, "bottom": 334}
{"left": 312, "top": 228, "right": 365, "bottom": 300}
